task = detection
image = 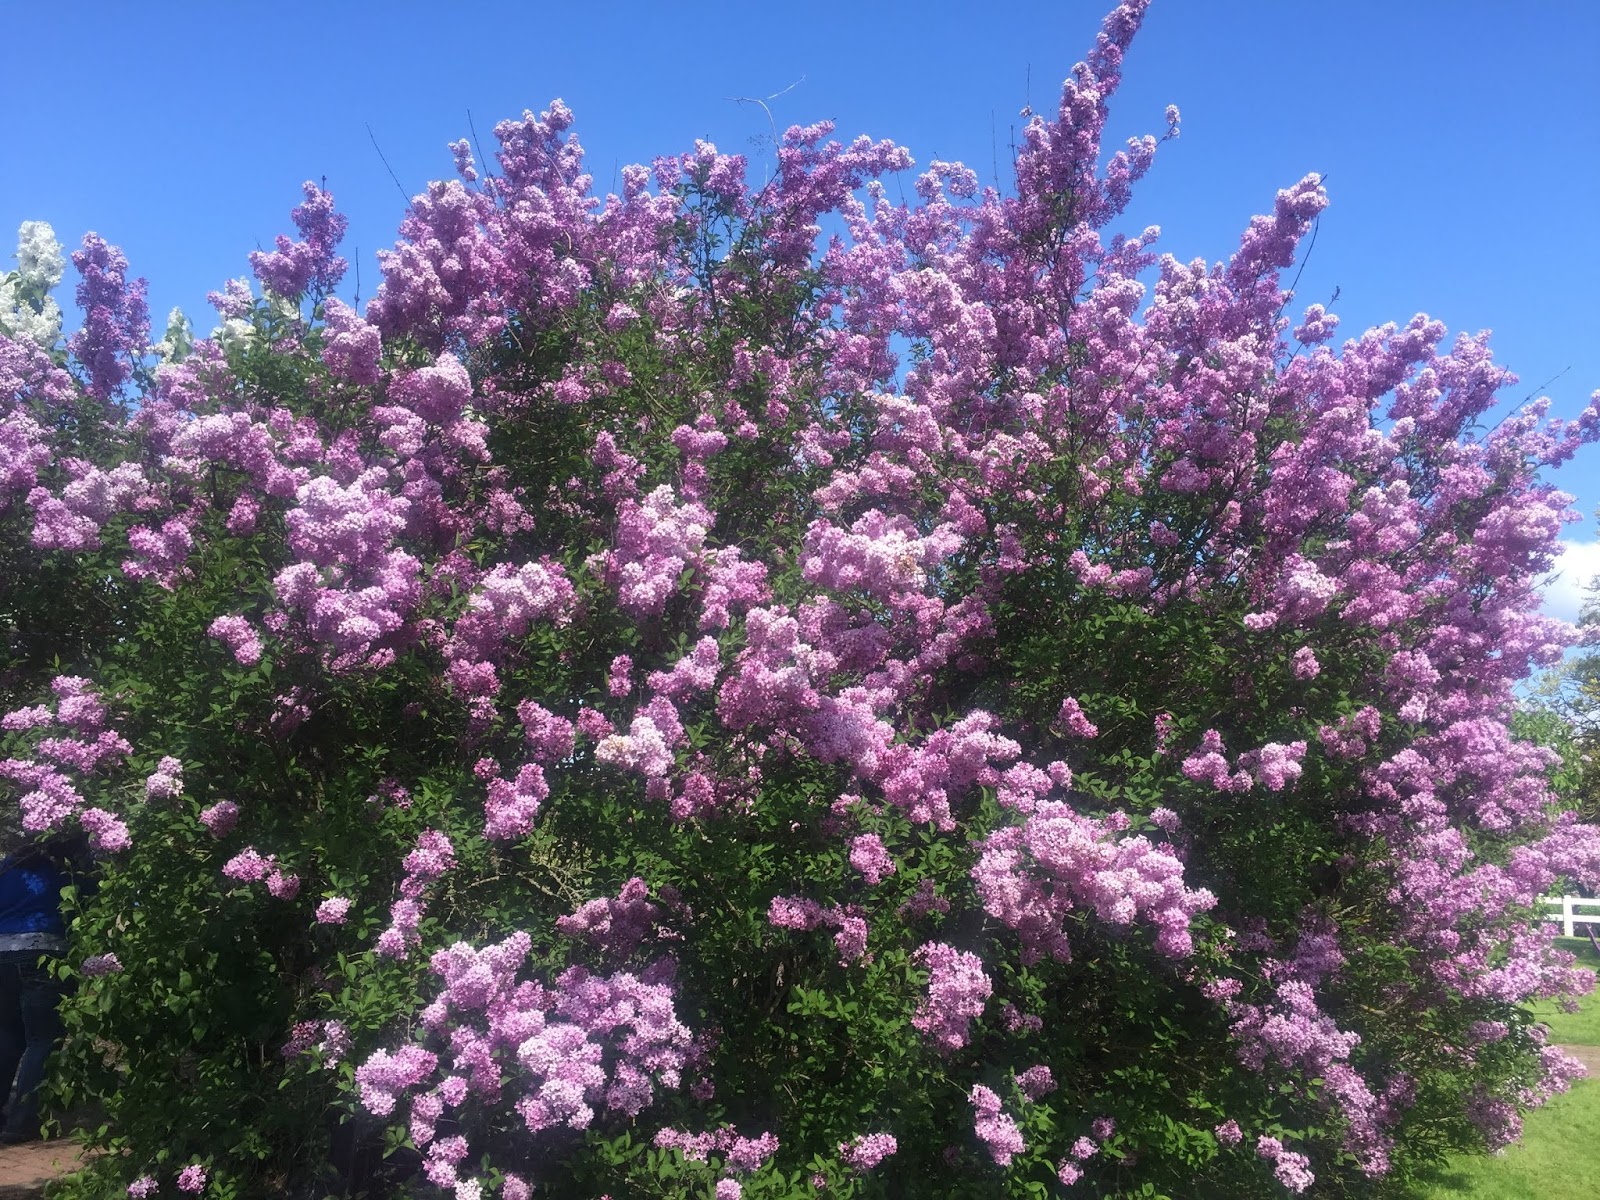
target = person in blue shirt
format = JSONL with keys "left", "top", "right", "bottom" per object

{"left": 0, "top": 833, "right": 90, "bottom": 1144}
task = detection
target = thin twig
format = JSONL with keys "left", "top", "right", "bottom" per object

{"left": 1283, "top": 214, "right": 1320, "bottom": 305}
{"left": 467, "top": 109, "right": 495, "bottom": 197}
{"left": 991, "top": 109, "right": 1000, "bottom": 190}
{"left": 728, "top": 76, "right": 807, "bottom": 181}
{"left": 1521, "top": 365, "right": 1573, "bottom": 406}
{"left": 730, "top": 77, "right": 805, "bottom": 136}
{"left": 367, "top": 123, "right": 414, "bottom": 213}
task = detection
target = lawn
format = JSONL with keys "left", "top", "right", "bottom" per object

{"left": 1528, "top": 936, "right": 1600, "bottom": 1045}
{"left": 1405, "top": 937, "right": 1600, "bottom": 1199}
{"left": 1407, "top": 1080, "right": 1600, "bottom": 1200}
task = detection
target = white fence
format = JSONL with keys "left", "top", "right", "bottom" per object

{"left": 1541, "top": 896, "right": 1600, "bottom": 938}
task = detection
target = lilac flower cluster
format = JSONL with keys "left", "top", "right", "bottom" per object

{"left": 1255, "top": 1136, "right": 1314, "bottom": 1193}
{"left": 375, "top": 829, "right": 455, "bottom": 958}
{"left": 847, "top": 833, "right": 895, "bottom": 885}
{"left": 143, "top": 756, "right": 183, "bottom": 800}
{"left": 281, "top": 1017, "right": 350, "bottom": 1067}
{"left": 0, "top": 678, "right": 133, "bottom": 848}
{"left": 174, "top": 1163, "right": 207, "bottom": 1193}
{"left": 28, "top": 461, "right": 150, "bottom": 551}
{"left": 654, "top": 1125, "right": 779, "bottom": 1174}
{"left": 838, "top": 1132, "right": 898, "bottom": 1171}
{"left": 767, "top": 895, "right": 872, "bottom": 965}
{"left": 482, "top": 761, "right": 550, "bottom": 841}
{"left": 601, "top": 485, "right": 711, "bottom": 616}
{"left": 969, "top": 1085, "right": 1026, "bottom": 1166}
{"left": 974, "top": 800, "right": 1216, "bottom": 961}
{"left": 1015, "top": 1064, "right": 1056, "bottom": 1101}
{"left": 199, "top": 800, "right": 239, "bottom": 837}
{"left": 314, "top": 897, "right": 352, "bottom": 925}
{"left": 357, "top": 929, "right": 692, "bottom": 1192}
{"left": 207, "top": 614, "right": 264, "bottom": 666}
{"left": 556, "top": 877, "right": 661, "bottom": 958}
{"left": 911, "top": 942, "right": 991, "bottom": 1051}
{"left": 67, "top": 234, "right": 148, "bottom": 402}
{"left": 273, "top": 473, "right": 423, "bottom": 673}
{"left": 221, "top": 846, "right": 300, "bottom": 900}
{"left": 248, "top": 180, "right": 349, "bottom": 299}
{"left": 444, "top": 559, "right": 576, "bottom": 701}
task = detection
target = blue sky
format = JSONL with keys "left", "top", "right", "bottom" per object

{"left": 4, "top": 1, "right": 1597, "bottom": 617}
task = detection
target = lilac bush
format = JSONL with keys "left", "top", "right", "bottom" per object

{"left": 4, "top": 2, "right": 1600, "bottom": 1196}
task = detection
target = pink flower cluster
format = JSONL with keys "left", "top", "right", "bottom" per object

{"left": 1015, "top": 1064, "right": 1056, "bottom": 1100}
{"left": 911, "top": 942, "right": 991, "bottom": 1051}
{"left": 838, "top": 1132, "right": 898, "bottom": 1171}
{"left": 969, "top": 1084, "right": 1026, "bottom": 1166}
{"left": 0, "top": 677, "right": 133, "bottom": 849}
{"left": 27, "top": 461, "right": 148, "bottom": 551}
{"left": 482, "top": 762, "right": 550, "bottom": 841}
{"left": 654, "top": 1125, "right": 779, "bottom": 1174}
{"left": 143, "top": 755, "right": 183, "bottom": 800}
{"left": 221, "top": 846, "right": 299, "bottom": 899}
{"left": 556, "top": 878, "right": 661, "bottom": 958}
{"left": 199, "top": 800, "right": 239, "bottom": 837}
{"left": 357, "top": 929, "right": 693, "bottom": 1191}
{"left": 281, "top": 1018, "right": 351, "bottom": 1067}
{"left": 1256, "top": 1136, "right": 1314, "bottom": 1193}
{"left": 207, "top": 614, "right": 263, "bottom": 666}
{"left": 376, "top": 829, "right": 455, "bottom": 958}
{"left": 602, "top": 485, "right": 711, "bottom": 616}
{"left": 974, "top": 800, "right": 1216, "bottom": 961}
{"left": 175, "top": 1163, "right": 207, "bottom": 1194}
{"left": 444, "top": 559, "right": 576, "bottom": 700}
{"left": 767, "top": 896, "right": 872, "bottom": 965}
{"left": 847, "top": 833, "right": 895, "bottom": 884}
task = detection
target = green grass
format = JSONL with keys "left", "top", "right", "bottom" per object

{"left": 1552, "top": 935, "right": 1600, "bottom": 970}
{"left": 1407, "top": 1080, "right": 1600, "bottom": 1200}
{"left": 1403, "top": 937, "right": 1600, "bottom": 1198}
{"left": 1528, "top": 937, "right": 1600, "bottom": 1045}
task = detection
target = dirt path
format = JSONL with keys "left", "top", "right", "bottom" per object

{"left": 1558, "top": 1042, "right": 1600, "bottom": 1076}
{"left": 0, "top": 1140, "right": 88, "bottom": 1199}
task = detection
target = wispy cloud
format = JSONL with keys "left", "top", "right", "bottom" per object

{"left": 1540, "top": 540, "right": 1600, "bottom": 624}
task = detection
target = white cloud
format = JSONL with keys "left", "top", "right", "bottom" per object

{"left": 1540, "top": 540, "right": 1600, "bottom": 624}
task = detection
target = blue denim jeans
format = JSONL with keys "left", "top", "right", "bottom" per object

{"left": 0, "top": 949, "right": 67, "bottom": 1139}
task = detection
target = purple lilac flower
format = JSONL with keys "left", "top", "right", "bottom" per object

{"left": 144, "top": 755, "right": 183, "bottom": 800}
{"left": 315, "top": 897, "right": 352, "bottom": 925}
{"left": 912, "top": 942, "right": 991, "bottom": 1051}
{"left": 970, "top": 1084, "right": 1025, "bottom": 1166}
{"left": 199, "top": 801, "right": 240, "bottom": 837}
{"left": 1016, "top": 1065, "right": 1056, "bottom": 1100}
{"left": 848, "top": 833, "right": 895, "bottom": 884}
{"left": 839, "top": 1132, "right": 898, "bottom": 1170}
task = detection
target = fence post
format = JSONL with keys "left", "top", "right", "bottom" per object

{"left": 1541, "top": 895, "right": 1600, "bottom": 938}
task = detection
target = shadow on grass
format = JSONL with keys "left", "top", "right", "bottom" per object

{"left": 1403, "top": 1079, "right": 1600, "bottom": 1200}
{"left": 1554, "top": 935, "right": 1600, "bottom": 967}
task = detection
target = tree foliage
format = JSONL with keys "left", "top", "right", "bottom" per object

{"left": 4, "top": 4, "right": 1600, "bottom": 1198}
